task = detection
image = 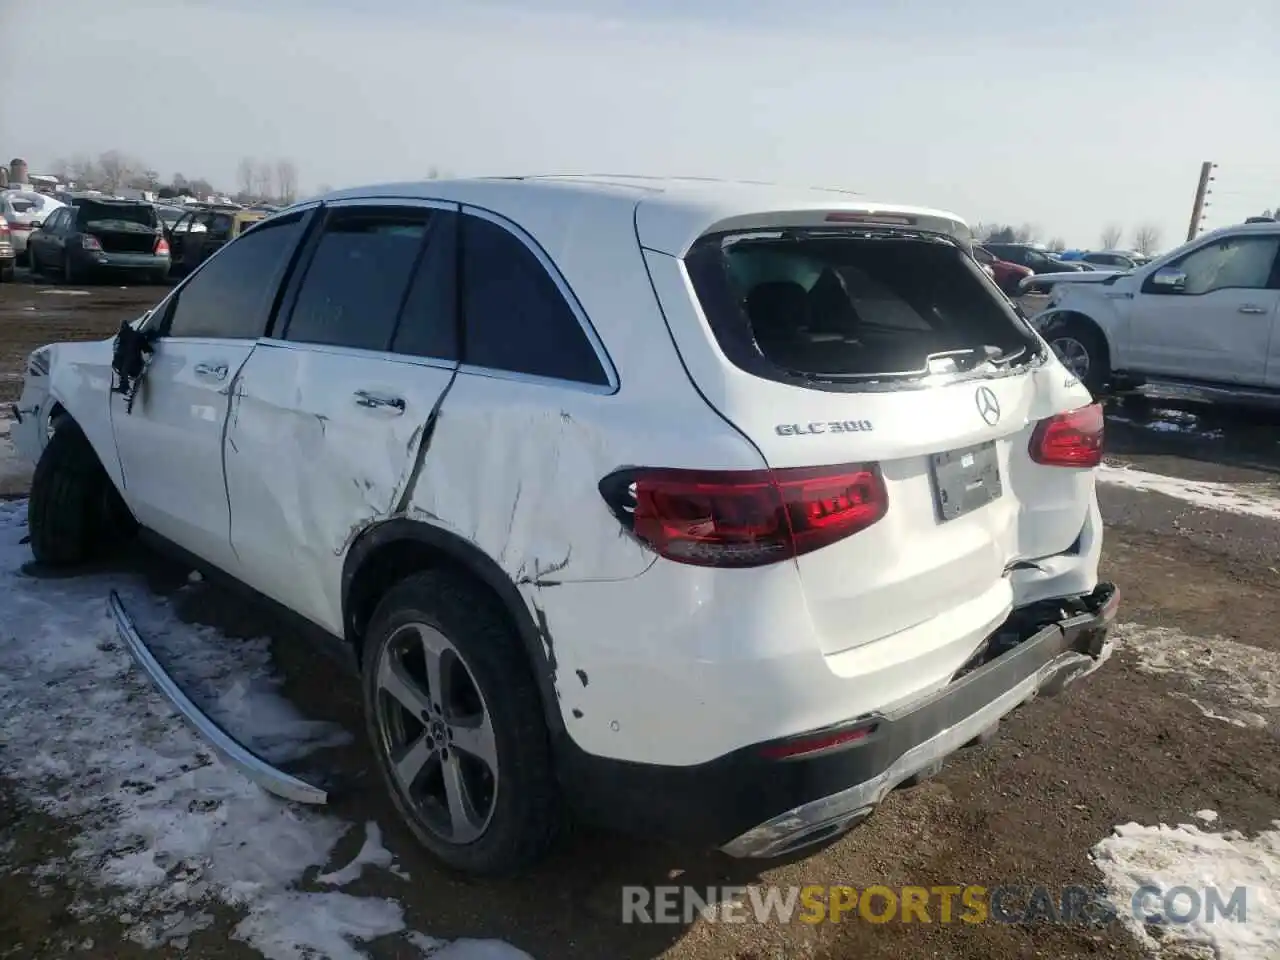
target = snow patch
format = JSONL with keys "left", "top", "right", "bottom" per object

{"left": 317, "top": 822, "right": 399, "bottom": 887}
{"left": 1092, "top": 820, "right": 1280, "bottom": 960}
{"left": 1098, "top": 463, "right": 1280, "bottom": 521}
{"left": 1194, "top": 810, "right": 1219, "bottom": 824}
{"left": 1115, "top": 624, "right": 1280, "bottom": 729}
{"left": 0, "top": 499, "right": 535, "bottom": 959}
{"left": 40, "top": 288, "right": 91, "bottom": 296}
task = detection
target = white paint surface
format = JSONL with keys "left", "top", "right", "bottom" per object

{"left": 0, "top": 499, "right": 536, "bottom": 959}
{"left": 1098, "top": 463, "right": 1280, "bottom": 521}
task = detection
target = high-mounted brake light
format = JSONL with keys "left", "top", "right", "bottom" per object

{"left": 1030, "top": 402, "right": 1104, "bottom": 467}
{"left": 599, "top": 463, "right": 888, "bottom": 568}
{"left": 825, "top": 211, "right": 916, "bottom": 225}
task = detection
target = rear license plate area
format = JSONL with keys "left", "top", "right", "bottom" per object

{"left": 930, "top": 440, "right": 1002, "bottom": 522}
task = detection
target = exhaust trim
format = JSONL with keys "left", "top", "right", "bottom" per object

{"left": 108, "top": 589, "right": 329, "bottom": 805}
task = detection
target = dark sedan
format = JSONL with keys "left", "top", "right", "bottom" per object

{"left": 27, "top": 199, "right": 170, "bottom": 284}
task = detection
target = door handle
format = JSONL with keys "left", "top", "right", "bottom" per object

{"left": 1238, "top": 304, "right": 1268, "bottom": 314}
{"left": 194, "top": 361, "right": 228, "bottom": 381}
{"left": 353, "top": 390, "right": 406, "bottom": 413}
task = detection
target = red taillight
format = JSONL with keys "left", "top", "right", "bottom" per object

{"left": 9, "top": 222, "right": 30, "bottom": 231}
{"left": 600, "top": 463, "right": 888, "bottom": 568}
{"left": 1030, "top": 403, "right": 1104, "bottom": 467}
{"left": 0, "top": 221, "right": 8, "bottom": 239}
{"left": 155, "top": 236, "right": 170, "bottom": 255}
{"left": 81, "top": 235, "right": 102, "bottom": 251}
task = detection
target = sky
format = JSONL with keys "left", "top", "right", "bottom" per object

{"left": 1, "top": 0, "right": 1277, "bottom": 250}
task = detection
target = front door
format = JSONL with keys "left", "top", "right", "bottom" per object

{"left": 1126, "top": 232, "right": 1280, "bottom": 383}
{"left": 110, "top": 209, "right": 313, "bottom": 573}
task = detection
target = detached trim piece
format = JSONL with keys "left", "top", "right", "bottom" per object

{"left": 108, "top": 590, "right": 328, "bottom": 805}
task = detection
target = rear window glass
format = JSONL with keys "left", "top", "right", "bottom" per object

{"left": 684, "top": 230, "right": 1040, "bottom": 387}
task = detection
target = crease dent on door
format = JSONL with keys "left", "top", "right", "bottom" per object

{"left": 330, "top": 369, "right": 459, "bottom": 558}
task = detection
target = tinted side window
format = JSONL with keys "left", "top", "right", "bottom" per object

{"left": 391, "top": 211, "right": 458, "bottom": 361}
{"left": 284, "top": 207, "right": 430, "bottom": 352}
{"left": 461, "top": 214, "right": 607, "bottom": 385}
{"left": 167, "top": 214, "right": 305, "bottom": 339}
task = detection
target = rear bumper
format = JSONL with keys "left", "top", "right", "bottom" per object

{"left": 74, "top": 250, "right": 169, "bottom": 273}
{"left": 556, "top": 582, "right": 1118, "bottom": 856}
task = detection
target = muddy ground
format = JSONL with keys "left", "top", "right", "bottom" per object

{"left": 1, "top": 275, "right": 1278, "bottom": 960}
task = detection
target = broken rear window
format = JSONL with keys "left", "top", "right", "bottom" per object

{"left": 684, "top": 229, "right": 1042, "bottom": 390}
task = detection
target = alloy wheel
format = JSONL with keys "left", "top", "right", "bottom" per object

{"left": 372, "top": 622, "right": 499, "bottom": 845}
{"left": 1050, "top": 336, "right": 1091, "bottom": 380}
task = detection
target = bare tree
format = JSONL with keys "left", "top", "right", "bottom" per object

{"left": 97, "top": 150, "right": 136, "bottom": 194}
{"left": 1100, "top": 224, "right": 1123, "bottom": 249}
{"left": 273, "top": 159, "right": 299, "bottom": 204}
{"left": 251, "top": 161, "right": 273, "bottom": 200}
{"left": 1014, "top": 223, "right": 1042, "bottom": 244}
{"left": 48, "top": 158, "right": 72, "bottom": 181}
{"left": 188, "top": 178, "right": 215, "bottom": 200}
{"left": 1048, "top": 236, "right": 1066, "bottom": 252}
{"left": 1132, "top": 224, "right": 1162, "bottom": 256}
{"left": 68, "top": 154, "right": 100, "bottom": 187}
{"left": 237, "top": 157, "right": 255, "bottom": 197}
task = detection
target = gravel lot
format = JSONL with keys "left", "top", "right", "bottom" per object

{"left": 1, "top": 275, "right": 1278, "bottom": 960}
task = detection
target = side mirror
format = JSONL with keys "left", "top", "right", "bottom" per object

{"left": 1149, "top": 267, "right": 1186, "bottom": 292}
{"left": 30, "top": 220, "right": 41, "bottom": 229}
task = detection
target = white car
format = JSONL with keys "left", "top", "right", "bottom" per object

{"left": 1033, "top": 220, "right": 1280, "bottom": 397}
{"left": 9, "top": 176, "right": 1118, "bottom": 875}
{"left": 0, "top": 189, "right": 65, "bottom": 260}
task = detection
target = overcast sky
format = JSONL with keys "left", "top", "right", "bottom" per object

{"left": 2, "top": 0, "right": 1276, "bottom": 249}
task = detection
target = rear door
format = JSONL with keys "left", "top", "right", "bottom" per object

{"left": 224, "top": 199, "right": 460, "bottom": 634}
{"left": 109, "top": 209, "right": 312, "bottom": 573}
{"left": 643, "top": 217, "right": 1098, "bottom": 659}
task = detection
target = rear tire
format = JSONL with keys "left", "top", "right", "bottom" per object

{"left": 1043, "top": 316, "right": 1110, "bottom": 396}
{"left": 0, "top": 265, "right": 12, "bottom": 283}
{"left": 62, "top": 256, "right": 77, "bottom": 285}
{"left": 28, "top": 420, "right": 136, "bottom": 566}
{"left": 148, "top": 269, "right": 169, "bottom": 286}
{"left": 361, "top": 570, "right": 562, "bottom": 876}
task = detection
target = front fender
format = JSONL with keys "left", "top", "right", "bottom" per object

{"left": 29, "top": 339, "right": 121, "bottom": 487}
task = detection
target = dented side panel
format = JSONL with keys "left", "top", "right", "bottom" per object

{"left": 224, "top": 341, "right": 457, "bottom": 634}
{"left": 39, "top": 338, "right": 122, "bottom": 486}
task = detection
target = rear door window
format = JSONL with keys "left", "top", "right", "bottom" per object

{"left": 684, "top": 230, "right": 1040, "bottom": 385}
{"left": 282, "top": 206, "right": 432, "bottom": 352}
{"left": 459, "top": 213, "right": 608, "bottom": 385}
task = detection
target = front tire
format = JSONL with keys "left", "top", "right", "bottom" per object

{"left": 1044, "top": 317, "right": 1110, "bottom": 396}
{"left": 361, "top": 570, "right": 562, "bottom": 876}
{"left": 28, "top": 420, "right": 136, "bottom": 566}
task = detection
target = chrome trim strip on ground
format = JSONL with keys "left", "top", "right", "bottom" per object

{"left": 108, "top": 589, "right": 329, "bottom": 805}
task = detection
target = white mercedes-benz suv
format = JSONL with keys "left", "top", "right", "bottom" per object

{"left": 9, "top": 176, "right": 1118, "bottom": 876}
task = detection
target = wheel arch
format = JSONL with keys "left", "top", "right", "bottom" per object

{"left": 341, "top": 518, "right": 566, "bottom": 736}
{"left": 1037, "top": 309, "right": 1113, "bottom": 364}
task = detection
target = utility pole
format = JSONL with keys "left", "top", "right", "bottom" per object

{"left": 1186, "top": 161, "right": 1216, "bottom": 241}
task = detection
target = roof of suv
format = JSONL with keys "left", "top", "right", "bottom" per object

{"left": 312, "top": 175, "right": 972, "bottom": 258}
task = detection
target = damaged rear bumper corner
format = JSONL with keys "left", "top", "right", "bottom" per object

{"left": 108, "top": 590, "right": 329, "bottom": 805}
{"left": 718, "top": 581, "right": 1120, "bottom": 859}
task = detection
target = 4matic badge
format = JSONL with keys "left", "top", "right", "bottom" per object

{"left": 775, "top": 420, "right": 874, "bottom": 436}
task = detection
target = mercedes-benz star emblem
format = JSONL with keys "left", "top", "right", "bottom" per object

{"left": 975, "top": 386, "right": 1001, "bottom": 426}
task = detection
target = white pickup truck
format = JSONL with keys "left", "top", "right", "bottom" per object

{"left": 1032, "top": 220, "right": 1280, "bottom": 402}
